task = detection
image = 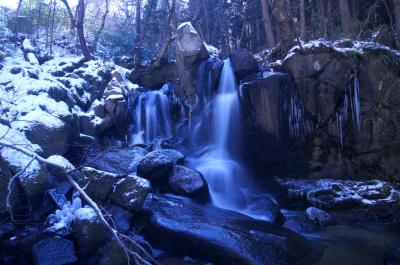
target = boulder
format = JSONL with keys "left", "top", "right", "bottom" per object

{"left": 0, "top": 125, "right": 49, "bottom": 201}
{"left": 84, "top": 146, "right": 148, "bottom": 175}
{"left": 12, "top": 109, "right": 77, "bottom": 157}
{"left": 32, "top": 237, "right": 78, "bottom": 265}
{"left": 176, "top": 22, "right": 210, "bottom": 104}
{"left": 280, "top": 40, "right": 400, "bottom": 179}
{"left": 276, "top": 178, "right": 400, "bottom": 214}
{"left": 129, "top": 62, "right": 178, "bottom": 88}
{"left": 168, "top": 165, "right": 209, "bottom": 200}
{"left": 229, "top": 49, "right": 258, "bottom": 79}
{"left": 46, "top": 155, "right": 75, "bottom": 182}
{"left": 137, "top": 151, "right": 174, "bottom": 182}
{"left": 97, "top": 241, "right": 128, "bottom": 265}
{"left": 306, "top": 207, "right": 336, "bottom": 226}
{"left": 283, "top": 216, "right": 317, "bottom": 233}
{"left": 110, "top": 176, "right": 151, "bottom": 211}
{"left": 140, "top": 194, "right": 315, "bottom": 265}
{"left": 151, "top": 149, "right": 185, "bottom": 165}
{"left": 73, "top": 208, "right": 109, "bottom": 258}
{"left": 78, "top": 167, "right": 119, "bottom": 201}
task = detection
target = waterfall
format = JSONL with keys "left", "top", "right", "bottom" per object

{"left": 188, "top": 60, "right": 252, "bottom": 211}
{"left": 129, "top": 84, "right": 173, "bottom": 145}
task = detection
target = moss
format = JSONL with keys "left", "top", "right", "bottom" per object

{"left": 363, "top": 47, "right": 400, "bottom": 66}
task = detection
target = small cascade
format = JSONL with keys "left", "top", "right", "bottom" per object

{"left": 188, "top": 59, "right": 253, "bottom": 212}
{"left": 129, "top": 84, "right": 173, "bottom": 145}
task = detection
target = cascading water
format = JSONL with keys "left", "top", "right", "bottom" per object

{"left": 188, "top": 60, "right": 258, "bottom": 213}
{"left": 129, "top": 84, "right": 173, "bottom": 145}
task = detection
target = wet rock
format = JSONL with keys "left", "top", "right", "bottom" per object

{"left": 306, "top": 207, "right": 336, "bottom": 226}
{"left": 32, "top": 237, "right": 78, "bottom": 265}
{"left": 97, "top": 241, "right": 128, "bottom": 265}
{"left": 229, "top": 49, "right": 258, "bottom": 79}
{"left": 151, "top": 149, "right": 185, "bottom": 165}
{"left": 78, "top": 167, "right": 119, "bottom": 201}
{"left": 140, "top": 194, "right": 314, "bottom": 265}
{"left": 137, "top": 151, "right": 174, "bottom": 182}
{"left": 277, "top": 178, "right": 399, "bottom": 211}
{"left": 84, "top": 146, "right": 148, "bottom": 175}
{"left": 168, "top": 165, "right": 209, "bottom": 200}
{"left": 191, "top": 58, "right": 223, "bottom": 104}
{"left": 109, "top": 206, "right": 133, "bottom": 232}
{"left": 283, "top": 216, "right": 317, "bottom": 233}
{"left": 73, "top": 210, "right": 109, "bottom": 258}
{"left": 110, "top": 176, "right": 151, "bottom": 211}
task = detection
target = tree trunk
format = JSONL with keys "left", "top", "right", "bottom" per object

{"left": 36, "top": 0, "right": 42, "bottom": 40}
{"left": 92, "top": 0, "right": 110, "bottom": 51}
{"left": 133, "top": 0, "right": 142, "bottom": 71}
{"left": 60, "top": 0, "right": 76, "bottom": 31}
{"left": 154, "top": 0, "right": 176, "bottom": 67}
{"left": 50, "top": 0, "right": 57, "bottom": 54}
{"left": 45, "top": 0, "right": 52, "bottom": 48}
{"left": 339, "top": 0, "right": 354, "bottom": 37}
{"left": 14, "top": 0, "right": 23, "bottom": 45}
{"left": 272, "top": 0, "right": 295, "bottom": 54}
{"left": 299, "top": 0, "right": 306, "bottom": 40}
{"left": 393, "top": 0, "right": 400, "bottom": 37}
{"left": 76, "top": 0, "right": 92, "bottom": 61}
{"left": 316, "top": 0, "right": 328, "bottom": 38}
{"left": 259, "top": 0, "right": 275, "bottom": 48}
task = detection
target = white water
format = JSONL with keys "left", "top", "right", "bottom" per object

{"left": 130, "top": 84, "right": 173, "bottom": 145}
{"left": 188, "top": 60, "right": 256, "bottom": 212}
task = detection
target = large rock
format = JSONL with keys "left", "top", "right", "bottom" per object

{"left": 229, "top": 49, "right": 258, "bottom": 79}
{"left": 168, "top": 165, "right": 209, "bottom": 200}
{"left": 137, "top": 151, "right": 174, "bottom": 182}
{"left": 139, "top": 194, "right": 315, "bottom": 265}
{"left": 78, "top": 167, "right": 119, "bottom": 201}
{"left": 279, "top": 40, "right": 400, "bottom": 179}
{"left": 176, "top": 22, "right": 210, "bottom": 104}
{"left": 32, "top": 237, "right": 78, "bottom": 265}
{"left": 84, "top": 146, "right": 148, "bottom": 175}
{"left": 12, "top": 109, "right": 77, "bottom": 157}
{"left": 277, "top": 178, "right": 400, "bottom": 214}
{"left": 306, "top": 207, "right": 336, "bottom": 226}
{"left": 240, "top": 71, "right": 311, "bottom": 176}
{"left": 129, "top": 62, "right": 178, "bottom": 88}
{"left": 110, "top": 176, "right": 151, "bottom": 211}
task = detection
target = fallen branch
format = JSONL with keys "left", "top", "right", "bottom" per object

{"left": 0, "top": 140, "right": 159, "bottom": 265}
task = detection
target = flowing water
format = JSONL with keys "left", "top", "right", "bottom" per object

{"left": 129, "top": 84, "right": 173, "bottom": 145}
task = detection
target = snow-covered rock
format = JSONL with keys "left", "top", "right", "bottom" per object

{"left": 306, "top": 207, "right": 336, "bottom": 226}
{"left": 110, "top": 175, "right": 151, "bottom": 211}
{"left": 78, "top": 167, "right": 119, "bottom": 202}
{"left": 12, "top": 109, "right": 77, "bottom": 157}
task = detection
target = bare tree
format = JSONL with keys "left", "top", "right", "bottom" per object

{"left": 49, "top": 0, "right": 57, "bottom": 54}
{"left": 60, "top": 0, "right": 76, "bottom": 31}
{"left": 14, "top": 0, "right": 23, "bottom": 45}
{"left": 133, "top": 0, "right": 142, "bottom": 71}
{"left": 92, "top": 0, "right": 110, "bottom": 51}
{"left": 272, "top": 0, "right": 295, "bottom": 54}
{"left": 339, "top": 0, "right": 354, "bottom": 37}
{"left": 299, "top": 0, "right": 306, "bottom": 40}
{"left": 393, "top": 0, "right": 400, "bottom": 37}
{"left": 154, "top": 0, "right": 176, "bottom": 67}
{"left": 259, "top": 0, "right": 275, "bottom": 48}
{"left": 316, "top": 0, "right": 328, "bottom": 38}
{"left": 76, "top": 0, "right": 93, "bottom": 61}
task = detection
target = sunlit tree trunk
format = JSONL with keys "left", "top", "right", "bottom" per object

{"left": 339, "top": 0, "right": 354, "bottom": 37}
{"left": 259, "top": 0, "right": 275, "bottom": 48}
{"left": 76, "top": 0, "right": 92, "bottom": 61}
